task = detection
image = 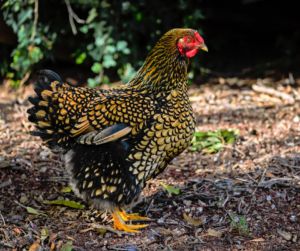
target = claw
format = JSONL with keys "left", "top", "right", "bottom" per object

{"left": 119, "top": 211, "right": 149, "bottom": 221}
{"left": 111, "top": 209, "right": 148, "bottom": 233}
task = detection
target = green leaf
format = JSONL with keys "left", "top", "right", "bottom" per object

{"left": 86, "top": 8, "right": 98, "bottom": 24}
{"left": 102, "top": 54, "right": 116, "bottom": 68}
{"left": 27, "top": 207, "right": 39, "bottom": 215}
{"left": 6, "top": 72, "right": 14, "bottom": 79}
{"left": 227, "top": 137, "right": 235, "bottom": 144}
{"left": 60, "top": 187, "right": 72, "bottom": 193}
{"left": 204, "top": 148, "right": 217, "bottom": 153}
{"left": 75, "top": 52, "right": 86, "bottom": 64}
{"left": 106, "top": 45, "right": 116, "bottom": 54}
{"left": 160, "top": 183, "right": 180, "bottom": 195}
{"left": 189, "top": 129, "right": 239, "bottom": 153}
{"left": 122, "top": 48, "right": 131, "bottom": 55}
{"left": 116, "top": 41, "right": 128, "bottom": 51}
{"left": 1, "top": 1, "right": 9, "bottom": 10}
{"left": 188, "top": 146, "right": 198, "bottom": 151}
{"left": 136, "top": 12, "right": 142, "bottom": 21}
{"left": 60, "top": 240, "right": 73, "bottom": 251}
{"left": 18, "top": 9, "right": 33, "bottom": 25}
{"left": 88, "top": 78, "right": 96, "bottom": 88}
{"left": 43, "top": 200, "right": 85, "bottom": 209}
{"left": 206, "top": 136, "right": 221, "bottom": 143}
{"left": 91, "top": 62, "right": 102, "bottom": 73}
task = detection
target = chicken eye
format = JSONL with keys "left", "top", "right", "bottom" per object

{"left": 186, "top": 37, "right": 192, "bottom": 43}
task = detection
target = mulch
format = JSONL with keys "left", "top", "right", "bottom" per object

{"left": 1, "top": 77, "right": 300, "bottom": 251}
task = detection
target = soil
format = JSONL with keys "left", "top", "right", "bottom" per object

{"left": 1, "top": 77, "right": 300, "bottom": 250}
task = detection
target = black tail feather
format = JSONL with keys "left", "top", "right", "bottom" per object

{"left": 27, "top": 70, "right": 70, "bottom": 153}
{"left": 37, "top": 69, "right": 63, "bottom": 83}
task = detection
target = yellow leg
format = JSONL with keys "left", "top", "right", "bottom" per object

{"left": 111, "top": 208, "right": 148, "bottom": 233}
{"left": 119, "top": 211, "right": 149, "bottom": 221}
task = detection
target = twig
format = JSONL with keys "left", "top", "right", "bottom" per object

{"left": 252, "top": 166, "right": 268, "bottom": 195}
{"left": 0, "top": 179, "right": 12, "bottom": 189}
{"left": 145, "top": 199, "right": 154, "bottom": 216}
{"left": 14, "top": 200, "right": 27, "bottom": 209}
{"left": 30, "top": 0, "right": 39, "bottom": 41}
{"left": 258, "top": 166, "right": 268, "bottom": 186}
{"left": 252, "top": 84, "right": 295, "bottom": 103}
{"left": 107, "top": 245, "right": 142, "bottom": 251}
{"left": 0, "top": 212, "right": 5, "bottom": 225}
{"left": 65, "top": 0, "right": 85, "bottom": 35}
{"left": 0, "top": 241, "right": 16, "bottom": 249}
{"left": 222, "top": 145, "right": 245, "bottom": 158}
{"left": 221, "top": 190, "right": 229, "bottom": 208}
{"left": 245, "top": 173, "right": 258, "bottom": 183}
{"left": 258, "top": 178, "right": 296, "bottom": 188}
{"left": 42, "top": 178, "right": 70, "bottom": 182}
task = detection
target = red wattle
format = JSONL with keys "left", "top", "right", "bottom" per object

{"left": 186, "top": 48, "right": 199, "bottom": 58}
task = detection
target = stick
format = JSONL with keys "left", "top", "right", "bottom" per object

{"left": 14, "top": 200, "right": 27, "bottom": 209}
{"left": 222, "top": 145, "right": 245, "bottom": 158}
{"left": 92, "top": 223, "right": 135, "bottom": 237}
{"left": 145, "top": 199, "right": 154, "bottom": 216}
{"left": 252, "top": 84, "right": 294, "bottom": 103}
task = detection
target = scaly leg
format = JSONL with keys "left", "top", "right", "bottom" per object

{"left": 112, "top": 208, "right": 148, "bottom": 233}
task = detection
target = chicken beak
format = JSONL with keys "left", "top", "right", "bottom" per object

{"left": 197, "top": 44, "right": 208, "bottom": 52}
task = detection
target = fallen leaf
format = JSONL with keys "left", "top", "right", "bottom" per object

{"left": 49, "top": 232, "right": 58, "bottom": 243}
{"left": 249, "top": 238, "right": 265, "bottom": 242}
{"left": 183, "top": 213, "right": 202, "bottom": 227}
{"left": 29, "top": 243, "right": 42, "bottom": 251}
{"left": 13, "top": 228, "right": 21, "bottom": 234}
{"left": 61, "top": 187, "right": 72, "bottom": 193}
{"left": 27, "top": 207, "right": 39, "bottom": 215}
{"left": 27, "top": 207, "right": 47, "bottom": 218}
{"left": 60, "top": 240, "right": 73, "bottom": 251}
{"left": 43, "top": 200, "right": 85, "bottom": 209}
{"left": 29, "top": 215, "right": 38, "bottom": 220}
{"left": 160, "top": 183, "right": 180, "bottom": 195}
{"left": 266, "top": 172, "right": 276, "bottom": 178}
{"left": 206, "top": 228, "right": 222, "bottom": 239}
{"left": 154, "top": 227, "right": 173, "bottom": 236}
{"left": 50, "top": 243, "right": 55, "bottom": 251}
{"left": 41, "top": 227, "right": 49, "bottom": 241}
{"left": 97, "top": 229, "right": 107, "bottom": 237}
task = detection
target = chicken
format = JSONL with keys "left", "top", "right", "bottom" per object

{"left": 27, "top": 28, "right": 208, "bottom": 232}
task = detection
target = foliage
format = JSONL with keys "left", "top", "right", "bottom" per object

{"left": 1, "top": 0, "right": 205, "bottom": 87}
{"left": 189, "top": 129, "right": 240, "bottom": 153}
{"left": 2, "top": 0, "right": 54, "bottom": 84}
{"left": 228, "top": 214, "right": 250, "bottom": 236}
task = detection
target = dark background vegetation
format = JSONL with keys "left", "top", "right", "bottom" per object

{"left": 0, "top": 0, "right": 300, "bottom": 87}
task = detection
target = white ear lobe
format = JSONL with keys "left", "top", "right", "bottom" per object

{"left": 178, "top": 38, "right": 185, "bottom": 45}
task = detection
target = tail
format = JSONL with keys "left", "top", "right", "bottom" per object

{"left": 27, "top": 70, "right": 75, "bottom": 153}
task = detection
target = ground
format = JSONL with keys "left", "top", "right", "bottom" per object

{"left": 1, "top": 77, "right": 300, "bottom": 251}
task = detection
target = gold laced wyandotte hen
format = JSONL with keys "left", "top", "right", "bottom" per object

{"left": 27, "top": 28, "right": 208, "bottom": 232}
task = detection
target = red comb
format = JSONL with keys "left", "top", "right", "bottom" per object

{"left": 195, "top": 31, "right": 204, "bottom": 44}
